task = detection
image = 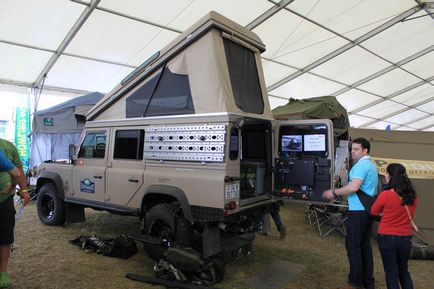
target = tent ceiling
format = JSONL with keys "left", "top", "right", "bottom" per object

{"left": 0, "top": 0, "right": 433, "bottom": 131}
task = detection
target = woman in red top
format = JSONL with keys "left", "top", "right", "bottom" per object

{"left": 371, "top": 163, "right": 417, "bottom": 289}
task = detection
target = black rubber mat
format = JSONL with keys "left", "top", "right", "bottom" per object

{"left": 244, "top": 260, "right": 306, "bottom": 289}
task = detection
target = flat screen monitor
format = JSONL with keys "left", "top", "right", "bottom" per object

{"left": 304, "top": 134, "right": 326, "bottom": 151}
{"left": 281, "top": 135, "right": 302, "bottom": 152}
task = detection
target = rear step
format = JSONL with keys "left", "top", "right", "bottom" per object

{"left": 221, "top": 232, "right": 255, "bottom": 264}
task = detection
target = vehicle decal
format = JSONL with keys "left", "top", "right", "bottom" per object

{"left": 80, "top": 178, "right": 95, "bottom": 193}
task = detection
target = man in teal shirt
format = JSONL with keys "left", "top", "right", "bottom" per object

{"left": 323, "top": 138, "right": 378, "bottom": 289}
{"left": 0, "top": 138, "right": 30, "bottom": 288}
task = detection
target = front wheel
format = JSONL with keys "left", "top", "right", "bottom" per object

{"left": 37, "top": 183, "right": 65, "bottom": 226}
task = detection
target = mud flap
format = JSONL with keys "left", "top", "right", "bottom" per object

{"left": 65, "top": 203, "right": 85, "bottom": 224}
{"left": 202, "top": 224, "right": 221, "bottom": 258}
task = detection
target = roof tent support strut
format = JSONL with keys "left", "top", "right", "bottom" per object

{"left": 32, "top": 0, "right": 101, "bottom": 91}
{"left": 266, "top": 5, "right": 423, "bottom": 92}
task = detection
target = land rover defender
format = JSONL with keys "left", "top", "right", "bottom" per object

{"left": 35, "top": 12, "right": 334, "bottom": 260}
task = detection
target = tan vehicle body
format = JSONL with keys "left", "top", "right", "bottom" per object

{"left": 36, "top": 12, "right": 334, "bottom": 259}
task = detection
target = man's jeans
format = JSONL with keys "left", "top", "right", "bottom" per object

{"left": 346, "top": 211, "right": 375, "bottom": 289}
{"left": 377, "top": 234, "right": 413, "bottom": 289}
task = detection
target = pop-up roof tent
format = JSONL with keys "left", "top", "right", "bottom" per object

{"left": 30, "top": 92, "right": 103, "bottom": 168}
{"left": 350, "top": 128, "right": 434, "bottom": 245}
{"left": 86, "top": 11, "right": 272, "bottom": 122}
{"left": 272, "top": 96, "right": 350, "bottom": 139}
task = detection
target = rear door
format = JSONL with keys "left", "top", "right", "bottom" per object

{"left": 274, "top": 119, "right": 334, "bottom": 203}
{"left": 72, "top": 130, "right": 108, "bottom": 203}
{"left": 105, "top": 128, "right": 145, "bottom": 207}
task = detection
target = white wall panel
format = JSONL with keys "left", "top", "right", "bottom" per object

{"left": 401, "top": 51, "right": 434, "bottom": 79}
{"left": 0, "top": 0, "right": 84, "bottom": 49}
{"left": 289, "top": 0, "right": 415, "bottom": 40}
{"left": 349, "top": 114, "right": 372, "bottom": 127}
{"left": 358, "top": 69, "right": 420, "bottom": 96}
{"left": 357, "top": 100, "right": 406, "bottom": 119}
{"left": 269, "top": 73, "right": 345, "bottom": 99}
{"left": 311, "top": 46, "right": 390, "bottom": 84}
{"left": 262, "top": 60, "right": 297, "bottom": 87}
{"left": 363, "top": 11, "right": 434, "bottom": 62}
{"left": 253, "top": 10, "right": 348, "bottom": 68}
{"left": 268, "top": 96, "right": 290, "bottom": 110}
{"left": 390, "top": 84, "right": 434, "bottom": 106}
{"left": 336, "top": 90, "right": 382, "bottom": 112}
{"left": 99, "top": 0, "right": 273, "bottom": 30}
{"left": 0, "top": 43, "right": 53, "bottom": 82}
{"left": 383, "top": 109, "right": 429, "bottom": 124}
{"left": 44, "top": 55, "right": 133, "bottom": 93}
{"left": 415, "top": 100, "right": 434, "bottom": 114}
{"left": 64, "top": 10, "right": 178, "bottom": 66}
{"left": 408, "top": 116, "right": 434, "bottom": 129}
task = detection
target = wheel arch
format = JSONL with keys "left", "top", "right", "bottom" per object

{"left": 141, "top": 185, "right": 192, "bottom": 222}
{"left": 36, "top": 171, "right": 65, "bottom": 199}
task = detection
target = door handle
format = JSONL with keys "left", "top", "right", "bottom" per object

{"left": 93, "top": 175, "right": 102, "bottom": 179}
{"left": 128, "top": 179, "right": 139, "bottom": 183}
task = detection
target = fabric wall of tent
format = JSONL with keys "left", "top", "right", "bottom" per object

{"left": 272, "top": 95, "right": 350, "bottom": 139}
{"left": 349, "top": 128, "right": 434, "bottom": 245}
{"left": 30, "top": 92, "right": 103, "bottom": 168}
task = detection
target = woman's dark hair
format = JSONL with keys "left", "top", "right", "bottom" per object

{"left": 386, "top": 163, "right": 416, "bottom": 205}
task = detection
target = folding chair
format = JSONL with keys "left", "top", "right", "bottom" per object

{"left": 307, "top": 204, "right": 348, "bottom": 237}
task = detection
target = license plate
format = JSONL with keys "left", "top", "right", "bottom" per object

{"left": 225, "top": 182, "right": 240, "bottom": 199}
{"left": 29, "top": 177, "right": 37, "bottom": 186}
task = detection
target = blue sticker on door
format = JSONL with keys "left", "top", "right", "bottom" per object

{"left": 80, "top": 179, "right": 95, "bottom": 193}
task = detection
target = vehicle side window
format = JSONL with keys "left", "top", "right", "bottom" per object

{"left": 113, "top": 130, "right": 144, "bottom": 160}
{"left": 78, "top": 132, "right": 107, "bottom": 159}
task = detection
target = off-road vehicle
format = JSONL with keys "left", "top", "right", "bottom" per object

{"left": 35, "top": 12, "right": 335, "bottom": 261}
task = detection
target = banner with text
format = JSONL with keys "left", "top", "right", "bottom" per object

{"left": 14, "top": 95, "right": 30, "bottom": 173}
{"left": 372, "top": 157, "right": 434, "bottom": 180}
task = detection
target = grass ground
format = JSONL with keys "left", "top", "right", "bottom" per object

{"left": 8, "top": 201, "right": 434, "bottom": 289}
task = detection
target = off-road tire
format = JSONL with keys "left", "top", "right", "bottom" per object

{"left": 37, "top": 183, "right": 65, "bottom": 226}
{"left": 144, "top": 203, "right": 193, "bottom": 260}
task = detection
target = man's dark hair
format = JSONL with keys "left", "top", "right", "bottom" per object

{"left": 352, "top": 137, "right": 371, "bottom": 153}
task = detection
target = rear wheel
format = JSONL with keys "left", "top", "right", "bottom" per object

{"left": 144, "top": 203, "right": 192, "bottom": 260}
{"left": 37, "top": 183, "right": 65, "bottom": 226}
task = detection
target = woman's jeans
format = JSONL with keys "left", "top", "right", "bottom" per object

{"left": 377, "top": 234, "right": 413, "bottom": 289}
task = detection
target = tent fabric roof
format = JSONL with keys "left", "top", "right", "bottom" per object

{"left": 34, "top": 91, "right": 103, "bottom": 116}
{"left": 1, "top": 0, "right": 433, "bottom": 131}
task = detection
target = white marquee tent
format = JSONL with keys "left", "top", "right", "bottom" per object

{"left": 0, "top": 0, "right": 433, "bottom": 131}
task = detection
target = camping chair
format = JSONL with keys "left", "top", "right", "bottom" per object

{"left": 306, "top": 203, "right": 348, "bottom": 237}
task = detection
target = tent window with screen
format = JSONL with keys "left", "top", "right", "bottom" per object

{"left": 126, "top": 67, "right": 194, "bottom": 118}
{"left": 223, "top": 39, "right": 264, "bottom": 114}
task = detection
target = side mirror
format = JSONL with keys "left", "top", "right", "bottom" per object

{"left": 68, "top": 144, "right": 76, "bottom": 161}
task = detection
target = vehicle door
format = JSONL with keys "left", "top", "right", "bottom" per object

{"left": 105, "top": 128, "right": 145, "bottom": 207}
{"left": 274, "top": 119, "right": 334, "bottom": 203}
{"left": 72, "top": 130, "right": 108, "bottom": 203}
